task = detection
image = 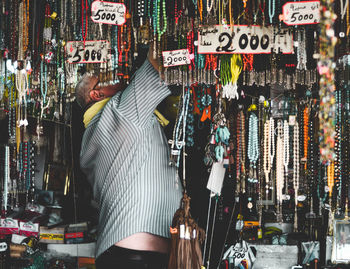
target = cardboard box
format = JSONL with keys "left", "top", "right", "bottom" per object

{"left": 39, "top": 227, "right": 64, "bottom": 244}
{"left": 251, "top": 244, "right": 298, "bottom": 269}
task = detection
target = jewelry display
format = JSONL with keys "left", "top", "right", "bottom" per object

{"left": 0, "top": 0, "right": 348, "bottom": 267}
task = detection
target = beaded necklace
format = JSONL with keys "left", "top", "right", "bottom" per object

{"left": 156, "top": 0, "right": 167, "bottom": 41}
{"left": 335, "top": 89, "right": 342, "bottom": 202}
{"left": 40, "top": 61, "right": 48, "bottom": 106}
{"left": 302, "top": 106, "right": 309, "bottom": 169}
{"left": 137, "top": 0, "right": 146, "bottom": 26}
{"left": 269, "top": 117, "right": 275, "bottom": 167}
{"left": 263, "top": 118, "right": 271, "bottom": 184}
{"left": 317, "top": 166, "right": 328, "bottom": 215}
{"left": 276, "top": 120, "right": 284, "bottom": 222}
{"left": 3, "top": 146, "right": 9, "bottom": 214}
{"left": 16, "top": 69, "right": 28, "bottom": 127}
{"left": 293, "top": 122, "right": 300, "bottom": 231}
{"left": 170, "top": 86, "right": 190, "bottom": 168}
{"left": 247, "top": 112, "right": 259, "bottom": 183}
{"left": 327, "top": 161, "right": 335, "bottom": 235}
{"left": 240, "top": 111, "right": 246, "bottom": 184}
{"left": 81, "top": 0, "right": 88, "bottom": 45}
{"left": 29, "top": 142, "right": 35, "bottom": 203}
{"left": 207, "top": 0, "right": 214, "bottom": 14}
{"left": 268, "top": 0, "right": 275, "bottom": 24}
{"left": 283, "top": 120, "right": 289, "bottom": 190}
{"left": 236, "top": 111, "right": 242, "bottom": 190}
{"left": 8, "top": 75, "right": 16, "bottom": 142}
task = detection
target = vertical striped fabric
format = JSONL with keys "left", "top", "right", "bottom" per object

{"left": 80, "top": 59, "right": 183, "bottom": 258}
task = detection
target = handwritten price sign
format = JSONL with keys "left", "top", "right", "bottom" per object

{"left": 283, "top": 1, "right": 320, "bottom": 25}
{"left": 66, "top": 40, "right": 110, "bottom": 64}
{"left": 91, "top": 1, "right": 126, "bottom": 25}
{"left": 198, "top": 25, "right": 293, "bottom": 54}
{"left": 162, "top": 49, "right": 191, "bottom": 67}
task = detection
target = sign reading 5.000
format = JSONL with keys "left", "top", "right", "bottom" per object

{"left": 283, "top": 1, "right": 320, "bottom": 25}
{"left": 198, "top": 25, "right": 293, "bottom": 54}
{"left": 66, "top": 40, "right": 110, "bottom": 64}
{"left": 91, "top": 1, "right": 126, "bottom": 25}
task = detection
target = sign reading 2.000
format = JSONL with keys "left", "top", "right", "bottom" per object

{"left": 91, "top": 1, "right": 126, "bottom": 25}
{"left": 162, "top": 49, "right": 191, "bottom": 67}
{"left": 66, "top": 40, "right": 110, "bottom": 64}
{"left": 198, "top": 25, "right": 293, "bottom": 54}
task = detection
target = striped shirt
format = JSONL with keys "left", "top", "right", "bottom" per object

{"left": 80, "top": 59, "right": 183, "bottom": 258}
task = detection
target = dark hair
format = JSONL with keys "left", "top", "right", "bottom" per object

{"left": 75, "top": 73, "right": 96, "bottom": 109}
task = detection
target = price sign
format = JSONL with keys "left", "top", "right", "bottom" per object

{"left": 162, "top": 49, "right": 191, "bottom": 67}
{"left": 66, "top": 40, "right": 110, "bottom": 64}
{"left": 198, "top": 25, "right": 293, "bottom": 54}
{"left": 91, "top": 1, "right": 126, "bottom": 25}
{"left": 283, "top": 1, "right": 320, "bottom": 25}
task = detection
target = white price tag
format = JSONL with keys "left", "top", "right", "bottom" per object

{"left": 162, "top": 49, "right": 191, "bottom": 67}
{"left": 198, "top": 25, "right": 293, "bottom": 54}
{"left": 283, "top": 1, "right": 320, "bottom": 25}
{"left": 66, "top": 40, "right": 110, "bottom": 64}
{"left": 91, "top": 1, "right": 126, "bottom": 25}
{"left": 20, "top": 222, "right": 39, "bottom": 233}
{"left": 297, "top": 195, "right": 307, "bottom": 202}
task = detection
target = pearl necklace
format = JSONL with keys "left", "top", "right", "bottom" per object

{"left": 293, "top": 122, "right": 300, "bottom": 231}
{"left": 16, "top": 69, "right": 29, "bottom": 127}
{"left": 263, "top": 119, "right": 271, "bottom": 183}
{"left": 283, "top": 120, "right": 289, "bottom": 182}
{"left": 269, "top": 117, "right": 275, "bottom": 166}
{"left": 248, "top": 113, "right": 259, "bottom": 165}
{"left": 207, "top": 0, "right": 214, "bottom": 13}
{"left": 340, "top": 0, "right": 349, "bottom": 20}
{"left": 276, "top": 120, "right": 284, "bottom": 222}
{"left": 3, "top": 146, "right": 9, "bottom": 213}
{"left": 248, "top": 113, "right": 259, "bottom": 183}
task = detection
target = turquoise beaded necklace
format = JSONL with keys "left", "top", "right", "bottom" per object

{"left": 268, "top": 0, "right": 275, "bottom": 24}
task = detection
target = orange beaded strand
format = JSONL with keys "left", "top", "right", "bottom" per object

{"left": 303, "top": 107, "right": 309, "bottom": 169}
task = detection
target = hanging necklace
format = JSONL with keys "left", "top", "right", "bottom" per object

{"left": 302, "top": 106, "right": 309, "bottom": 169}
{"left": 327, "top": 161, "right": 335, "bottom": 235}
{"left": 169, "top": 86, "right": 190, "bottom": 169}
{"left": 16, "top": 69, "right": 28, "bottom": 127}
{"left": 207, "top": 0, "right": 214, "bottom": 15}
{"left": 268, "top": 0, "right": 275, "bottom": 24}
{"left": 248, "top": 112, "right": 259, "bottom": 183}
{"left": 3, "top": 146, "right": 10, "bottom": 215}
{"left": 8, "top": 75, "right": 16, "bottom": 142}
{"left": 276, "top": 120, "right": 284, "bottom": 222}
{"left": 269, "top": 117, "right": 275, "bottom": 167}
{"left": 263, "top": 118, "right": 271, "bottom": 184}
{"left": 283, "top": 120, "right": 289, "bottom": 191}
{"left": 236, "top": 111, "right": 242, "bottom": 193}
{"left": 81, "top": 0, "right": 88, "bottom": 45}
{"left": 340, "top": 0, "right": 349, "bottom": 21}
{"left": 156, "top": 0, "right": 167, "bottom": 41}
{"left": 293, "top": 122, "right": 300, "bottom": 231}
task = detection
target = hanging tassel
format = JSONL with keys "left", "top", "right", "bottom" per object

{"left": 168, "top": 227, "right": 178, "bottom": 269}
{"left": 184, "top": 223, "right": 193, "bottom": 269}
{"left": 169, "top": 194, "right": 205, "bottom": 269}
